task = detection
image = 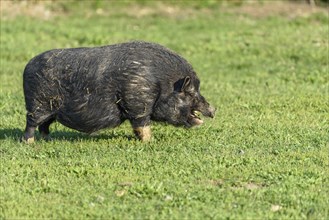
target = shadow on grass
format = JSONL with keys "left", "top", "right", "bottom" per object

{"left": 0, "top": 128, "right": 133, "bottom": 142}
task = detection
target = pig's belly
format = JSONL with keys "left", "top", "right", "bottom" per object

{"left": 56, "top": 101, "right": 122, "bottom": 133}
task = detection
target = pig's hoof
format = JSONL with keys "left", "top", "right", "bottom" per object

{"left": 42, "top": 136, "right": 52, "bottom": 142}
{"left": 21, "top": 136, "right": 35, "bottom": 144}
{"left": 41, "top": 133, "right": 52, "bottom": 142}
{"left": 133, "top": 126, "right": 151, "bottom": 142}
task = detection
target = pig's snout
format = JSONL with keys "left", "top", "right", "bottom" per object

{"left": 206, "top": 106, "right": 216, "bottom": 118}
{"left": 200, "top": 106, "right": 216, "bottom": 118}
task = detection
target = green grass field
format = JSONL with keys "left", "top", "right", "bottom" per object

{"left": 1, "top": 1, "right": 328, "bottom": 219}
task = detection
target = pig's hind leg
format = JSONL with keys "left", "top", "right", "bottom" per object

{"left": 22, "top": 111, "right": 55, "bottom": 144}
{"left": 21, "top": 114, "right": 38, "bottom": 144}
{"left": 38, "top": 117, "right": 56, "bottom": 140}
{"left": 22, "top": 124, "right": 36, "bottom": 144}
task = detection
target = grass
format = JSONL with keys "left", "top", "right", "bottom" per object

{"left": 1, "top": 1, "right": 328, "bottom": 219}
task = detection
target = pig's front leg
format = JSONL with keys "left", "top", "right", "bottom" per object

{"left": 130, "top": 117, "right": 152, "bottom": 142}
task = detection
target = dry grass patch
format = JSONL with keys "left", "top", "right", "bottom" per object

{"left": 1, "top": 1, "right": 54, "bottom": 20}
{"left": 2, "top": 1, "right": 326, "bottom": 21}
{"left": 224, "top": 1, "right": 328, "bottom": 18}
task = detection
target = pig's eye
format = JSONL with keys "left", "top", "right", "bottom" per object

{"left": 188, "top": 92, "right": 199, "bottom": 99}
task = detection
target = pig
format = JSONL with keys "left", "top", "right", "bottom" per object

{"left": 21, "top": 41, "right": 215, "bottom": 143}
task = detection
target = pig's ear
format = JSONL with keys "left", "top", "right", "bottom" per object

{"left": 174, "top": 76, "right": 192, "bottom": 93}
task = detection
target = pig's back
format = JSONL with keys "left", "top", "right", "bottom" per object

{"left": 24, "top": 41, "right": 193, "bottom": 83}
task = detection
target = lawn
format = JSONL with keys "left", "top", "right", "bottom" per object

{"left": 0, "top": 1, "right": 328, "bottom": 219}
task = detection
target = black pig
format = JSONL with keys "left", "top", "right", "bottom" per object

{"left": 22, "top": 41, "right": 215, "bottom": 143}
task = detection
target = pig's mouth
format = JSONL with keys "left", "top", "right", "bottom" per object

{"left": 187, "top": 110, "right": 204, "bottom": 127}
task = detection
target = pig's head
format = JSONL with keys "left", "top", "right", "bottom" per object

{"left": 152, "top": 75, "right": 216, "bottom": 127}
